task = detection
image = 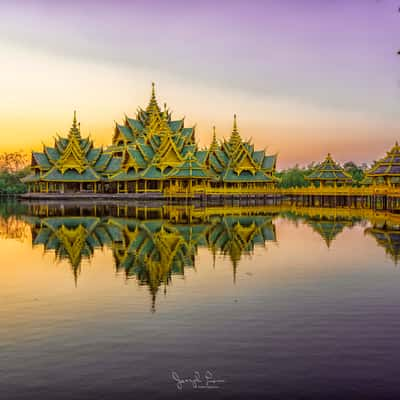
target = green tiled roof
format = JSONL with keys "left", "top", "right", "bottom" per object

{"left": 126, "top": 118, "right": 144, "bottom": 133}
{"left": 195, "top": 151, "right": 208, "bottom": 164}
{"left": 32, "top": 152, "right": 51, "bottom": 168}
{"left": 367, "top": 142, "right": 400, "bottom": 177}
{"left": 150, "top": 135, "right": 161, "bottom": 148}
{"left": 215, "top": 150, "right": 229, "bottom": 166}
{"left": 87, "top": 148, "right": 102, "bottom": 163}
{"left": 116, "top": 123, "right": 134, "bottom": 142}
{"left": 137, "top": 143, "right": 154, "bottom": 161}
{"left": 45, "top": 146, "right": 60, "bottom": 162}
{"left": 169, "top": 153, "right": 211, "bottom": 179}
{"left": 110, "top": 169, "right": 141, "bottom": 181}
{"left": 209, "top": 154, "right": 223, "bottom": 171}
{"left": 141, "top": 165, "right": 165, "bottom": 179}
{"left": 306, "top": 154, "right": 352, "bottom": 181}
{"left": 127, "top": 147, "right": 147, "bottom": 168}
{"left": 262, "top": 155, "right": 276, "bottom": 170}
{"left": 56, "top": 138, "right": 68, "bottom": 151}
{"left": 94, "top": 153, "right": 112, "bottom": 170}
{"left": 181, "top": 127, "right": 193, "bottom": 139}
{"left": 169, "top": 120, "right": 183, "bottom": 132}
{"left": 181, "top": 144, "right": 196, "bottom": 157}
{"left": 42, "top": 167, "right": 101, "bottom": 181}
{"left": 103, "top": 157, "right": 122, "bottom": 174}
{"left": 253, "top": 150, "right": 265, "bottom": 165}
{"left": 222, "top": 169, "right": 274, "bottom": 182}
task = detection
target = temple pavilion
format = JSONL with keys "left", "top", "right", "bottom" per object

{"left": 362, "top": 142, "right": 400, "bottom": 187}
{"left": 306, "top": 153, "right": 353, "bottom": 187}
{"left": 23, "top": 83, "right": 278, "bottom": 196}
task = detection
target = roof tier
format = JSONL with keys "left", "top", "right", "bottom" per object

{"left": 306, "top": 154, "right": 352, "bottom": 182}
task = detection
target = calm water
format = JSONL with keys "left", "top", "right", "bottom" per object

{"left": 1, "top": 200, "right": 400, "bottom": 399}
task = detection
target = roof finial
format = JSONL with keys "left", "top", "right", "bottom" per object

{"left": 73, "top": 110, "right": 77, "bottom": 127}
{"left": 233, "top": 114, "right": 238, "bottom": 133}
{"left": 151, "top": 82, "right": 156, "bottom": 98}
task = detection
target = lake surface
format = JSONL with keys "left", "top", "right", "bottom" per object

{"left": 1, "top": 200, "right": 400, "bottom": 399}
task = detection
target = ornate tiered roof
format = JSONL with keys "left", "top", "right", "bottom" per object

{"left": 24, "top": 83, "right": 279, "bottom": 191}
{"left": 110, "top": 85, "right": 277, "bottom": 184}
{"left": 201, "top": 115, "right": 278, "bottom": 184}
{"left": 364, "top": 142, "right": 400, "bottom": 185}
{"left": 306, "top": 153, "right": 352, "bottom": 183}
{"left": 23, "top": 111, "right": 106, "bottom": 183}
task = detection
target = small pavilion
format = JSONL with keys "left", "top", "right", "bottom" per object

{"left": 306, "top": 154, "right": 353, "bottom": 187}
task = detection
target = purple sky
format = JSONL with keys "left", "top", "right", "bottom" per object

{"left": 0, "top": 0, "right": 399, "bottom": 166}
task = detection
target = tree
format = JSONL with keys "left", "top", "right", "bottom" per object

{"left": 0, "top": 152, "right": 29, "bottom": 194}
{"left": 0, "top": 152, "right": 28, "bottom": 173}
{"left": 276, "top": 164, "right": 314, "bottom": 188}
{"left": 343, "top": 161, "right": 365, "bottom": 184}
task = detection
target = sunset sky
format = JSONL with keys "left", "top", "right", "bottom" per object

{"left": 0, "top": 0, "right": 399, "bottom": 168}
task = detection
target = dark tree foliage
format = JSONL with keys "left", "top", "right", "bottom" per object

{"left": 276, "top": 164, "right": 314, "bottom": 188}
{"left": 343, "top": 161, "right": 366, "bottom": 184}
{"left": 0, "top": 152, "right": 29, "bottom": 195}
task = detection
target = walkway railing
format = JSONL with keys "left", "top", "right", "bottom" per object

{"left": 163, "top": 185, "right": 400, "bottom": 197}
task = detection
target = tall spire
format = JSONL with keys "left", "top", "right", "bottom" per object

{"left": 146, "top": 82, "right": 161, "bottom": 115}
{"left": 69, "top": 110, "right": 81, "bottom": 140}
{"left": 144, "top": 82, "right": 162, "bottom": 129}
{"left": 229, "top": 114, "right": 241, "bottom": 151}
{"left": 210, "top": 126, "right": 219, "bottom": 152}
{"left": 233, "top": 113, "right": 238, "bottom": 133}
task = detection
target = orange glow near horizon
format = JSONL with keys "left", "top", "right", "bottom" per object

{"left": 0, "top": 43, "right": 399, "bottom": 169}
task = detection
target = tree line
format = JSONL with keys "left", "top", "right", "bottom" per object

{"left": 0, "top": 152, "right": 29, "bottom": 195}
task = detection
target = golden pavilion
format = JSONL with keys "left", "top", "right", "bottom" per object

{"left": 362, "top": 142, "right": 400, "bottom": 187}
{"left": 23, "top": 84, "right": 278, "bottom": 197}
{"left": 306, "top": 153, "right": 353, "bottom": 187}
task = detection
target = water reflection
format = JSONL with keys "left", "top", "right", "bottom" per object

{"left": 3, "top": 201, "right": 400, "bottom": 399}
{"left": 3, "top": 202, "right": 400, "bottom": 309}
{"left": 282, "top": 207, "right": 362, "bottom": 247}
{"left": 19, "top": 204, "right": 277, "bottom": 310}
{"left": 365, "top": 213, "right": 400, "bottom": 264}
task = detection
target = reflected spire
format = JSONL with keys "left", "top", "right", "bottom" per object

{"left": 24, "top": 204, "right": 279, "bottom": 311}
